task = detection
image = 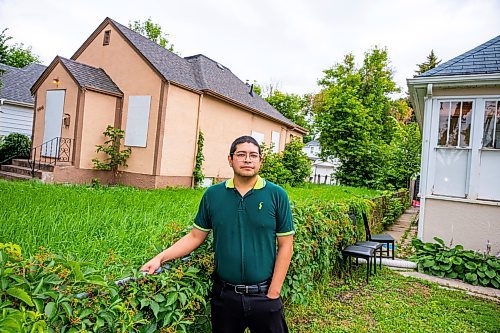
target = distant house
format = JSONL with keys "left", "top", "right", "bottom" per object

{"left": 408, "top": 34, "right": 500, "bottom": 255}
{"left": 302, "top": 140, "right": 340, "bottom": 184}
{"left": 0, "top": 63, "right": 46, "bottom": 137}
{"left": 25, "top": 17, "right": 305, "bottom": 188}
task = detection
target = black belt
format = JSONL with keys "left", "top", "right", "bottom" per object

{"left": 215, "top": 277, "right": 270, "bottom": 295}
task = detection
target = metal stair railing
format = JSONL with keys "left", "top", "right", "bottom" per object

{"left": 28, "top": 137, "right": 72, "bottom": 177}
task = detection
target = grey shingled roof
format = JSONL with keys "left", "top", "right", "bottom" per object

{"left": 0, "top": 62, "right": 46, "bottom": 104}
{"left": 418, "top": 34, "right": 500, "bottom": 77}
{"left": 59, "top": 57, "right": 122, "bottom": 95}
{"left": 185, "top": 54, "right": 296, "bottom": 126}
{"left": 109, "top": 19, "right": 298, "bottom": 128}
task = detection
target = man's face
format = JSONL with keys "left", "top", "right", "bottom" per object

{"left": 228, "top": 142, "right": 262, "bottom": 178}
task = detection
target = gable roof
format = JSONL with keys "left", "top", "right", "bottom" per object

{"left": 58, "top": 57, "right": 122, "bottom": 95}
{"left": 31, "top": 56, "right": 122, "bottom": 97}
{"left": 0, "top": 62, "right": 46, "bottom": 105}
{"left": 418, "top": 34, "right": 500, "bottom": 77}
{"left": 72, "top": 17, "right": 303, "bottom": 131}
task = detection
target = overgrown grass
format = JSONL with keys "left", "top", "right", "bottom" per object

{"left": 0, "top": 180, "right": 376, "bottom": 273}
{"left": 287, "top": 268, "right": 500, "bottom": 332}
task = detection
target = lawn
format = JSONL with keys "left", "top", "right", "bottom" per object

{"left": 287, "top": 268, "right": 500, "bottom": 332}
{"left": 0, "top": 180, "right": 378, "bottom": 272}
{"left": 1, "top": 180, "right": 498, "bottom": 332}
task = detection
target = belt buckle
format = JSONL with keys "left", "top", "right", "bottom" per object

{"left": 234, "top": 285, "right": 248, "bottom": 294}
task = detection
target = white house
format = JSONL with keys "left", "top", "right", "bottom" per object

{"left": 302, "top": 140, "right": 340, "bottom": 185}
{"left": 0, "top": 63, "right": 46, "bottom": 137}
{"left": 408, "top": 34, "right": 500, "bottom": 255}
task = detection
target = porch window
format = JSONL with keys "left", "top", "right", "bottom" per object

{"left": 482, "top": 100, "right": 500, "bottom": 148}
{"left": 433, "top": 100, "right": 473, "bottom": 198}
{"left": 437, "top": 101, "right": 473, "bottom": 147}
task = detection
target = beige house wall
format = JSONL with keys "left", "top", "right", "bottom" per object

{"left": 79, "top": 91, "right": 118, "bottom": 169}
{"left": 32, "top": 63, "right": 79, "bottom": 157}
{"left": 160, "top": 84, "right": 200, "bottom": 177}
{"left": 423, "top": 198, "right": 500, "bottom": 254}
{"left": 199, "top": 95, "right": 296, "bottom": 179}
{"left": 74, "top": 23, "right": 162, "bottom": 175}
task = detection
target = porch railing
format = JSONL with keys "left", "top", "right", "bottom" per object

{"left": 28, "top": 137, "right": 72, "bottom": 177}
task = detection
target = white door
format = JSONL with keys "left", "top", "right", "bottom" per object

{"left": 43, "top": 90, "right": 65, "bottom": 157}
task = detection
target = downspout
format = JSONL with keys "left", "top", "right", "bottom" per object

{"left": 418, "top": 83, "right": 433, "bottom": 240}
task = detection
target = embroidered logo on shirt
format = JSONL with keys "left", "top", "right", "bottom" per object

{"left": 258, "top": 202, "right": 263, "bottom": 210}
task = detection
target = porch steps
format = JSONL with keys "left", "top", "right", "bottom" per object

{"left": 0, "top": 159, "right": 55, "bottom": 182}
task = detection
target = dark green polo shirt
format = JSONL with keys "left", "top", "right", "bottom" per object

{"left": 193, "top": 176, "right": 294, "bottom": 285}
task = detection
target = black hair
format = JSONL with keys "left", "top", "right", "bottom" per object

{"left": 229, "top": 135, "right": 262, "bottom": 157}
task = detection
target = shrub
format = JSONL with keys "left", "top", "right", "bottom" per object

{"left": 259, "top": 139, "right": 311, "bottom": 187}
{"left": 411, "top": 237, "right": 500, "bottom": 289}
{"left": 0, "top": 132, "right": 31, "bottom": 164}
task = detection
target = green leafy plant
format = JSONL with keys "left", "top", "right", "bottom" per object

{"left": 259, "top": 139, "right": 311, "bottom": 187}
{"left": 192, "top": 131, "right": 204, "bottom": 188}
{"left": 92, "top": 125, "right": 132, "bottom": 180}
{"left": 411, "top": 237, "right": 500, "bottom": 288}
{"left": 0, "top": 132, "right": 31, "bottom": 164}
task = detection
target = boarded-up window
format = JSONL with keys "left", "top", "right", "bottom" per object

{"left": 271, "top": 131, "right": 280, "bottom": 153}
{"left": 125, "top": 96, "right": 151, "bottom": 147}
{"left": 103, "top": 30, "right": 111, "bottom": 46}
{"left": 251, "top": 131, "right": 265, "bottom": 145}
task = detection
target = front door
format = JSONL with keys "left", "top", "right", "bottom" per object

{"left": 42, "top": 90, "right": 65, "bottom": 157}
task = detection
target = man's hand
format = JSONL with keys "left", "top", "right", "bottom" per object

{"left": 140, "top": 256, "right": 162, "bottom": 274}
{"left": 266, "top": 288, "right": 281, "bottom": 299}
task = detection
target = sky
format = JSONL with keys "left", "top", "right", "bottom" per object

{"left": 1, "top": 0, "right": 499, "bottom": 96}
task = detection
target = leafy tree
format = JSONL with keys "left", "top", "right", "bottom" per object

{"left": 129, "top": 18, "right": 176, "bottom": 53}
{"left": 415, "top": 50, "right": 441, "bottom": 75}
{"left": 0, "top": 28, "right": 40, "bottom": 68}
{"left": 315, "top": 48, "right": 399, "bottom": 189}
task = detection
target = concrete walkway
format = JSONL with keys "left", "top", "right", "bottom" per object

{"left": 386, "top": 205, "right": 419, "bottom": 249}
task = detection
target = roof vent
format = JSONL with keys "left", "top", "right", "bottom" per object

{"left": 216, "top": 63, "right": 224, "bottom": 70}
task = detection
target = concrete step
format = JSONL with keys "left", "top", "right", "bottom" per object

{"left": 1, "top": 165, "right": 43, "bottom": 178}
{"left": 12, "top": 159, "right": 54, "bottom": 172}
{"left": 0, "top": 170, "right": 33, "bottom": 181}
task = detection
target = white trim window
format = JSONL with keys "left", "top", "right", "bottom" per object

{"left": 427, "top": 97, "right": 500, "bottom": 202}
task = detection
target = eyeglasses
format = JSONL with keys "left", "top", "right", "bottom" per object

{"left": 232, "top": 152, "right": 261, "bottom": 161}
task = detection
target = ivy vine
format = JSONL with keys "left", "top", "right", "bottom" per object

{"left": 193, "top": 130, "right": 205, "bottom": 187}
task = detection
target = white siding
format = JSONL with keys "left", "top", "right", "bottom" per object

{"left": 0, "top": 103, "right": 34, "bottom": 137}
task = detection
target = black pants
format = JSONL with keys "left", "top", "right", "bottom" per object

{"left": 210, "top": 282, "right": 289, "bottom": 333}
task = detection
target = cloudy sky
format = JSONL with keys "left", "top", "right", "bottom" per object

{"left": 1, "top": 0, "right": 498, "bottom": 96}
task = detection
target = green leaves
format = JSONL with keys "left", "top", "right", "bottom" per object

{"left": 412, "top": 239, "right": 500, "bottom": 289}
{"left": 6, "top": 287, "right": 34, "bottom": 306}
{"left": 92, "top": 125, "right": 132, "bottom": 178}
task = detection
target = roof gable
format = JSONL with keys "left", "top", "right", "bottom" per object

{"left": 59, "top": 57, "right": 122, "bottom": 96}
{"left": 71, "top": 17, "right": 303, "bottom": 131}
{"left": 0, "top": 62, "right": 46, "bottom": 105}
{"left": 418, "top": 34, "right": 500, "bottom": 77}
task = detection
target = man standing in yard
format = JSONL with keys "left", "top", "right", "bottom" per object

{"left": 141, "top": 135, "right": 294, "bottom": 333}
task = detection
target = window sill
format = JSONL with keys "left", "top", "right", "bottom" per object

{"left": 424, "top": 195, "right": 500, "bottom": 206}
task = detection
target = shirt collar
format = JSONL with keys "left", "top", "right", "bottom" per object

{"left": 225, "top": 175, "right": 266, "bottom": 190}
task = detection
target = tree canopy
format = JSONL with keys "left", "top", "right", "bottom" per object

{"left": 315, "top": 47, "right": 420, "bottom": 189}
{"left": 0, "top": 28, "right": 41, "bottom": 68}
{"left": 129, "top": 18, "right": 176, "bottom": 54}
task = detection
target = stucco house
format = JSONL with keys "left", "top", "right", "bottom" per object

{"left": 302, "top": 140, "right": 340, "bottom": 185}
{"left": 23, "top": 17, "right": 305, "bottom": 188}
{"left": 408, "top": 34, "right": 500, "bottom": 255}
{"left": 0, "top": 63, "right": 46, "bottom": 137}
